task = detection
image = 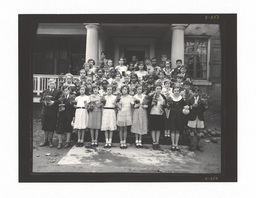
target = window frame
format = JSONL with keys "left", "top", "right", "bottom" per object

{"left": 184, "top": 36, "right": 212, "bottom": 86}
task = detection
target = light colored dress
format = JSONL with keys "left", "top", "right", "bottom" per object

{"left": 135, "top": 70, "right": 148, "bottom": 81}
{"left": 88, "top": 94, "right": 102, "bottom": 129}
{"left": 101, "top": 94, "right": 117, "bottom": 131}
{"left": 73, "top": 95, "right": 90, "bottom": 129}
{"left": 117, "top": 95, "right": 133, "bottom": 126}
{"left": 131, "top": 94, "right": 148, "bottom": 135}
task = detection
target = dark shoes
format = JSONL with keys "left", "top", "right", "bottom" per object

{"left": 49, "top": 140, "right": 54, "bottom": 148}
{"left": 40, "top": 139, "right": 49, "bottom": 147}
{"left": 57, "top": 143, "right": 62, "bottom": 149}
{"left": 189, "top": 146, "right": 196, "bottom": 151}
{"left": 196, "top": 146, "right": 204, "bottom": 152}
{"left": 153, "top": 143, "right": 160, "bottom": 150}
{"left": 76, "top": 142, "right": 83, "bottom": 147}
{"left": 175, "top": 146, "right": 180, "bottom": 151}
{"left": 64, "top": 142, "right": 71, "bottom": 148}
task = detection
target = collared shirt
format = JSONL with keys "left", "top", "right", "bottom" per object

{"left": 194, "top": 96, "right": 199, "bottom": 105}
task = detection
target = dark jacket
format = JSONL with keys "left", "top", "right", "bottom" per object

{"left": 40, "top": 88, "right": 62, "bottom": 116}
{"left": 58, "top": 95, "right": 76, "bottom": 122}
{"left": 187, "top": 96, "right": 208, "bottom": 121}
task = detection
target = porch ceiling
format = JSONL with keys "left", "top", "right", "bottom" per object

{"left": 100, "top": 23, "right": 170, "bottom": 38}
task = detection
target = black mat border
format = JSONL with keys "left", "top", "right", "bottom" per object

{"left": 19, "top": 14, "right": 237, "bottom": 182}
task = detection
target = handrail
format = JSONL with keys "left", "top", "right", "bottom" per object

{"left": 33, "top": 74, "right": 79, "bottom": 96}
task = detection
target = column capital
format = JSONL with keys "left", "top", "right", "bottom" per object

{"left": 84, "top": 23, "right": 100, "bottom": 30}
{"left": 170, "top": 24, "right": 188, "bottom": 30}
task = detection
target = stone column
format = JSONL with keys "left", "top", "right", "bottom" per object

{"left": 171, "top": 24, "right": 188, "bottom": 68}
{"left": 84, "top": 23, "right": 99, "bottom": 64}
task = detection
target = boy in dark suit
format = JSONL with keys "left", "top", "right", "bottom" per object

{"left": 56, "top": 85, "right": 76, "bottom": 148}
{"left": 39, "top": 79, "right": 62, "bottom": 148}
{"left": 187, "top": 87, "right": 208, "bottom": 151}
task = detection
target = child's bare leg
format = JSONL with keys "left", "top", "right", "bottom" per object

{"left": 151, "top": 131, "right": 156, "bottom": 143}
{"left": 66, "top": 133, "right": 71, "bottom": 143}
{"left": 119, "top": 127, "right": 123, "bottom": 142}
{"left": 175, "top": 131, "right": 180, "bottom": 146}
{"left": 81, "top": 129, "right": 85, "bottom": 145}
{"left": 109, "top": 131, "right": 113, "bottom": 145}
{"left": 90, "top": 129, "right": 94, "bottom": 142}
{"left": 95, "top": 129, "right": 99, "bottom": 142}
{"left": 171, "top": 131, "right": 175, "bottom": 146}
{"left": 156, "top": 130, "right": 160, "bottom": 144}
{"left": 48, "top": 131, "right": 54, "bottom": 148}
{"left": 77, "top": 129, "right": 81, "bottom": 142}
{"left": 123, "top": 126, "right": 127, "bottom": 143}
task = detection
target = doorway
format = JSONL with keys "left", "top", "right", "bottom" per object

{"left": 124, "top": 50, "right": 145, "bottom": 63}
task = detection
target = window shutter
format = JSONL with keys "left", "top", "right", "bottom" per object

{"left": 210, "top": 38, "right": 221, "bottom": 82}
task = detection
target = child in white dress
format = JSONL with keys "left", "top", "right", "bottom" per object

{"left": 131, "top": 85, "right": 148, "bottom": 148}
{"left": 101, "top": 85, "right": 117, "bottom": 148}
{"left": 117, "top": 85, "right": 133, "bottom": 149}
{"left": 73, "top": 86, "right": 90, "bottom": 147}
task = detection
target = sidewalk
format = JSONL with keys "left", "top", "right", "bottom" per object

{"left": 33, "top": 141, "right": 221, "bottom": 173}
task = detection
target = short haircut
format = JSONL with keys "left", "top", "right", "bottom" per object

{"left": 176, "top": 59, "right": 182, "bottom": 63}
{"left": 62, "top": 85, "right": 71, "bottom": 91}
{"left": 87, "top": 59, "right": 95, "bottom": 65}
{"left": 120, "top": 85, "right": 129, "bottom": 94}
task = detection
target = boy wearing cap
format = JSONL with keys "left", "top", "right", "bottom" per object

{"left": 39, "top": 79, "right": 62, "bottom": 148}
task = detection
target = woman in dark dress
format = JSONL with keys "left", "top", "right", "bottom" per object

{"left": 168, "top": 85, "right": 187, "bottom": 151}
{"left": 148, "top": 84, "right": 167, "bottom": 150}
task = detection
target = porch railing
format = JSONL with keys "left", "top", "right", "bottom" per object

{"left": 33, "top": 74, "right": 79, "bottom": 96}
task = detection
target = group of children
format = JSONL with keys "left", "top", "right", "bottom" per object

{"left": 39, "top": 54, "right": 208, "bottom": 152}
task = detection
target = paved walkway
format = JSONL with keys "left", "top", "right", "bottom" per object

{"left": 56, "top": 143, "right": 220, "bottom": 173}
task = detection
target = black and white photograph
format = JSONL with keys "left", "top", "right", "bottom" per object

{"left": 19, "top": 14, "right": 236, "bottom": 182}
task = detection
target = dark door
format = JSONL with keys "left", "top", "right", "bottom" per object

{"left": 124, "top": 50, "right": 145, "bottom": 63}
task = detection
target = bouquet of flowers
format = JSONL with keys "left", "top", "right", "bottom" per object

{"left": 44, "top": 94, "right": 53, "bottom": 106}
{"left": 87, "top": 101, "right": 96, "bottom": 112}
{"left": 166, "top": 95, "right": 173, "bottom": 108}
{"left": 58, "top": 94, "right": 66, "bottom": 112}
{"left": 134, "top": 99, "right": 140, "bottom": 104}
{"left": 115, "top": 92, "right": 121, "bottom": 103}
{"left": 100, "top": 95, "right": 106, "bottom": 106}
{"left": 200, "top": 93, "right": 209, "bottom": 107}
{"left": 152, "top": 94, "right": 160, "bottom": 105}
{"left": 142, "top": 95, "right": 151, "bottom": 105}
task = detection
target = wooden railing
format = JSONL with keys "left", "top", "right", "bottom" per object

{"left": 33, "top": 74, "right": 79, "bottom": 96}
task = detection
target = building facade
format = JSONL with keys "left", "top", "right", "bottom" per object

{"left": 33, "top": 23, "right": 221, "bottom": 103}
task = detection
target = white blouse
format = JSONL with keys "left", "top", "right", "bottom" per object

{"left": 104, "top": 95, "right": 117, "bottom": 108}
{"left": 75, "top": 95, "right": 90, "bottom": 107}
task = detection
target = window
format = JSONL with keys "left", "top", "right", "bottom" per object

{"left": 184, "top": 38, "right": 208, "bottom": 80}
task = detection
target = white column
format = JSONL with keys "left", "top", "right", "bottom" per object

{"left": 84, "top": 23, "right": 99, "bottom": 64}
{"left": 98, "top": 35, "right": 105, "bottom": 60}
{"left": 171, "top": 24, "right": 188, "bottom": 68}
